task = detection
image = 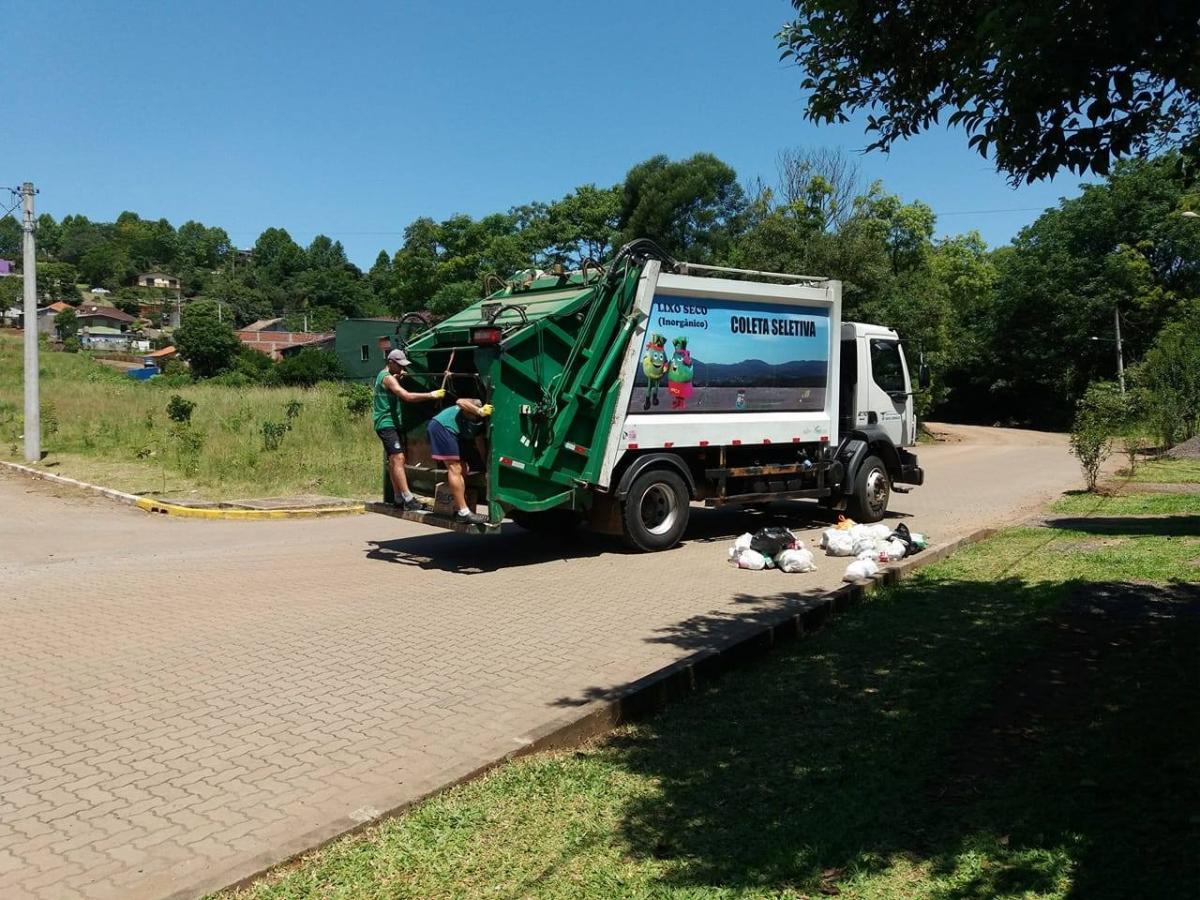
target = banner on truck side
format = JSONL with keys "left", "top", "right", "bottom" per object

{"left": 628, "top": 294, "right": 829, "bottom": 414}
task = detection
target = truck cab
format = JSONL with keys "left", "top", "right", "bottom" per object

{"left": 839, "top": 322, "right": 916, "bottom": 447}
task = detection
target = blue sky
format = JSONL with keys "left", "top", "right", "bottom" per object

{"left": 6, "top": 0, "right": 1091, "bottom": 268}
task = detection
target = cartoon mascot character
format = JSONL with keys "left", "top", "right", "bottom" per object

{"left": 667, "top": 336, "right": 694, "bottom": 410}
{"left": 641, "top": 333, "right": 669, "bottom": 410}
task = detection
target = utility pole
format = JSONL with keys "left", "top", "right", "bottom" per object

{"left": 1114, "top": 306, "right": 1125, "bottom": 394}
{"left": 21, "top": 183, "right": 39, "bottom": 462}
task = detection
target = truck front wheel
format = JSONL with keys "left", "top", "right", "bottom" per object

{"left": 621, "top": 468, "right": 690, "bottom": 551}
{"left": 848, "top": 454, "right": 890, "bottom": 523}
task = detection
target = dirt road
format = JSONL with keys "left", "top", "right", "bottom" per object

{"left": 0, "top": 424, "right": 1082, "bottom": 899}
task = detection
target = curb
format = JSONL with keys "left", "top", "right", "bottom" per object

{"left": 1, "top": 460, "right": 365, "bottom": 520}
{"left": 207, "top": 524, "right": 998, "bottom": 899}
{"left": 0, "top": 460, "right": 140, "bottom": 505}
{"left": 135, "top": 498, "right": 365, "bottom": 520}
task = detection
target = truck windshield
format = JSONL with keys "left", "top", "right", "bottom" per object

{"left": 869, "top": 339, "right": 906, "bottom": 394}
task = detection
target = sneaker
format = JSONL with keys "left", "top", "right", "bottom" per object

{"left": 401, "top": 496, "right": 428, "bottom": 512}
{"left": 456, "top": 511, "right": 488, "bottom": 526}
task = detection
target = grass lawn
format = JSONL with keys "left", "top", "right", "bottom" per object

{"left": 228, "top": 505, "right": 1200, "bottom": 898}
{"left": 1050, "top": 490, "right": 1200, "bottom": 516}
{"left": 1121, "top": 457, "right": 1200, "bottom": 485}
{"left": 0, "top": 333, "right": 381, "bottom": 499}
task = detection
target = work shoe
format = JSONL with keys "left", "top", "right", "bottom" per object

{"left": 397, "top": 496, "right": 427, "bottom": 512}
{"left": 456, "top": 511, "right": 488, "bottom": 526}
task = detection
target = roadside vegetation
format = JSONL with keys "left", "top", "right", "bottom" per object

{"left": 228, "top": 468, "right": 1199, "bottom": 900}
{"left": 0, "top": 334, "right": 378, "bottom": 499}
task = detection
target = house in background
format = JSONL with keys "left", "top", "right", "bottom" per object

{"left": 334, "top": 317, "right": 404, "bottom": 382}
{"left": 135, "top": 272, "right": 182, "bottom": 294}
{"left": 74, "top": 304, "right": 136, "bottom": 332}
{"left": 235, "top": 325, "right": 335, "bottom": 361}
{"left": 240, "top": 317, "right": 289, "bottom": 333}
{"left": 36, "top": 301, "right": 75, "bottom": 335}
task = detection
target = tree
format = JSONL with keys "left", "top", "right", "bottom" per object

{"left": 174, "top": 299, "right": 241, "bottom": 377}
{"left": 976, "top": 154, "right": 1199, "bottom": 426}
{"left": 306, "top": 235, "right": 348, "bottom": 271}
{"left": 779, "top": 0, "right": 1200, "bottom": 183}
{"left": 53, "top": 307, "right": 78, "bottom": 340}
{"left": 1135, "top": 302, "right": 1200, "bottom": 449}
{"left": 0, "top": 216, "right": 20, "bottom": 258}
{"left": 619, "top": 154, "right": 747, "bottom": 260}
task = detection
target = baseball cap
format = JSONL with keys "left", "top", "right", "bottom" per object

{"left": 387, "top": 349, "right": 411, "bottom": 367}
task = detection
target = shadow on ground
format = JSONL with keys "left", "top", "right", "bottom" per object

{"left": 589, "top": 573, "right": 1199, "bottom": 898}
{"left": 362, "top": 500, "right": 910, "bottom": 573}
{"left": 1042, "top": 514, "right": 1200, "bottom": 536}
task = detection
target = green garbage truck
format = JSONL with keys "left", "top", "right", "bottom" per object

{"left": 380, "top": 239, "right": 924, "bottom": 551}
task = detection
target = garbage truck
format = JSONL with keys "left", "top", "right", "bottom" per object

{"left": 382, "top": 239, "right": 924, "bottom": 551}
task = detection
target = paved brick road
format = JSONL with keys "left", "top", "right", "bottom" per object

{"left": 0, "top": 425, "right": 1082, "bottom": 899}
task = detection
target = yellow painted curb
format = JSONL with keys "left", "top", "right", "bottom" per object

{"left": 135, "top": 498, "right": 365, "bottom": 520}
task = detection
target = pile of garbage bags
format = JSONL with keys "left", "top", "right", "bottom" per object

{"left": 728, "top": 527, "right": 817, "bottom": 573}
{"left": 819, "top": 518, "right": 928, "bottom": 582}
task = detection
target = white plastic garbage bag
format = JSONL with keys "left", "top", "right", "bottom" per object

{"left": 777, "top": 548, "right": 816, "bottom": 573}
{"left": 852, "top": 536, "right": 884, "bottom": 557}
{"left": 883, "top": 538, "right": 908, "bottom": 560}
{"left": 732, "top": 548, "right": 767, "bottom": 570}
{"left": 843, "top": 558, "right": 879, "bottom": 581}
{"left": 734, "top": 532, "right": 754, "bottom": 551}
{"left": 824, "top": 531, "right": 856, "bottom": 556}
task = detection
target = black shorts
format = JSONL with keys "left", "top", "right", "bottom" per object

{"left": 376, "top": 427, "right": 406, "bottom": 458}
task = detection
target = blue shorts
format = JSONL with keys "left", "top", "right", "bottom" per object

{"left": 427, "top": 419, "right": 460, "bottom": 460}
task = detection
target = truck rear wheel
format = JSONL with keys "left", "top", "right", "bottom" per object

{"left": 848, "top": 454, "right": 890, "bottom": 523}
{"left": 621, "top": 468, "right": 690, "bottom": 552}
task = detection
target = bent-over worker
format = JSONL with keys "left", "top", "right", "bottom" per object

{"left": 426, "top": 397, "right": 493, "bottom": 525}
{"left": 374, "top": 348, "right": 444, "bottom": 511}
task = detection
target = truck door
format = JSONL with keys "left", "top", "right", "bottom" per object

{"left": 864, "top": 336, "right": 912, "bottom": 446}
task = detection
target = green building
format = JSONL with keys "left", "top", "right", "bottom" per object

{"left": 335, "top": 318, "right": 400, "bottom": 382}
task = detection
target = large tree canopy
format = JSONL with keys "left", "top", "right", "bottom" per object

{"left": 779, "top": 0, "right": 1200, "bottom": 182}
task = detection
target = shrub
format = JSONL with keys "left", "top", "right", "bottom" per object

{"left": 277, "top": 348, "right": 345, "bottom": 387}
{"left": 166, "top": 394, "right": 195, "bottom": 424}
{"left": 261, "top": 420, "right": 289, "bottom": 451}
{"left": 62, "top": 336, "right": 82, "bottom": 354}
{"left": 1069, "top": 381, "right": 1128, "bottom": 491}
{"left": 340, "top": 383, "right": 372, "bottom": 417}
{"left": 232, "top": 347, "right": 280, "bottom": 385}
{"left": 160, "top": 357, "right": 189, "bottom": 377}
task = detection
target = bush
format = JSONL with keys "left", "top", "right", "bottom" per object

{"left": 160, "top": 357, "right": 189, "bottom": 377}
{"left": 277, "top": 348, "right": 345, "bottom": 387}
{"left": 167, "top": 394, "right": 196, "bottom": 424}
{"left": 231, "top": 346, "right": 280, "bottom": 385}
{"left": 261, "top": 420, "right": 288, "bottom": 451}
{"left": 1069, "top": 381, "right": 1128, "bottom": 491}
{"left": 340, "top": 383, "right": 372, "bottom": 417}
{"left": 62, "top": 336, "right": 82, "bottom": 354}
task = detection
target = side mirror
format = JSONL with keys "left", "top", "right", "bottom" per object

{"left": 918, "top": 363, "right": 931, "bottom": 390}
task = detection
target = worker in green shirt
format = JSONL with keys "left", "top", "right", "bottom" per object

{"left": 374, "top": 348, "right": 444, "bottom": 510}
{"left": 427, "top": 397, "right": 493, "bottom": 524}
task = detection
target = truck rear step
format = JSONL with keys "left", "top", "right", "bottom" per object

{"left": 364, "top": 502, "right": 501, "bottom": 534}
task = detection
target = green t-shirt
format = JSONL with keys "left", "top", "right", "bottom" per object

{"left": 433, "top": 404, "right": 463, "bottom": 434}
{"left": 434, "top": 404, "right": 483, "bottom": 437}
{"left": 372, "top": 369, "right": 400, "bottom": 431}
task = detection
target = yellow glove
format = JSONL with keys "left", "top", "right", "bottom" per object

{"left": 479, "top": 404, "right": 494, "bottom": 417}
{"left": 431, "top": 389, "right": 446, "bottom": 399}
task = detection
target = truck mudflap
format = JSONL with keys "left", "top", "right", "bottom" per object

{"left": 364, "top": 501, "right": 501, "bottom": 534}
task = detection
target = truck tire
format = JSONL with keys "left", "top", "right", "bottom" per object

{"left": 510, "top": 509, "right": 581, "bottom": 534}
{"left": 621, "top": 468, "right": 690, "bottom": 552}
{"left": 848, "top": 454, "right": 890, "bottom": 523}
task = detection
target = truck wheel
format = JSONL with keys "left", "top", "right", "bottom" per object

{"left": 510, "top": 509, "right": 580, "bottom": 533}
{"left": 621, "top": 468, "right": 690, "bottom": 551}
{"left": 848, "top": 455, "right": 890, "bottom": 523}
